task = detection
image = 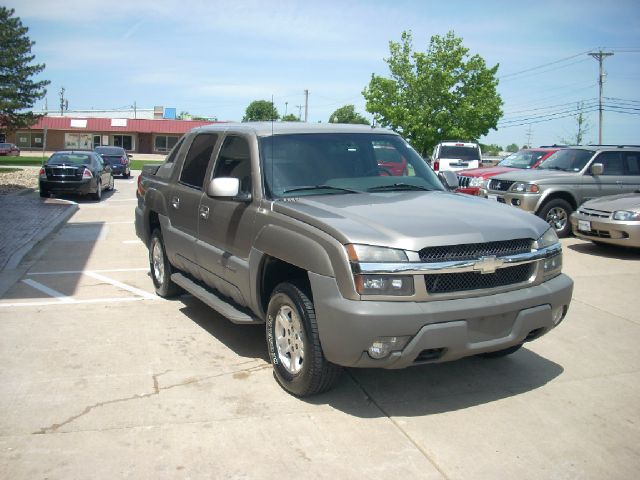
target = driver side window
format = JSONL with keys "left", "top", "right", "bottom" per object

{"left": 213, "top": 136, "right": 252, "bottom": 194}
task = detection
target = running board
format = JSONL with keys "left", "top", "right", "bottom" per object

{"left": 171, "top": 273, "right": 262, "bottom": 324}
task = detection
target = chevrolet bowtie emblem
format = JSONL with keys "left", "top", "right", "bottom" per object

{"left": 473, "top": 255, "right": 504, "bottom": 274}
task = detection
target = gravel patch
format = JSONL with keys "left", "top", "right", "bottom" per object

{"left": 0, "top": 168, "right": 39, "bottom": 195}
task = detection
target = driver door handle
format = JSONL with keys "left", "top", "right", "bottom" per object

{"left": 171, "top": 196, "right": 180, "bottom": 209}
{"left": 199, "top": 205, "right": 210, "bottom": 220}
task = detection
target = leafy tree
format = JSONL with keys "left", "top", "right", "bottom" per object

{"left": 506, "top": 143, "right": 519, "bottom": 153}
{"left": 0, "top": 7, "right": 50, "bottom": 133}
{"left": 281, "top": 113, "right": 300, "bottom": 122}
{"left": 480, "top": 143, "right": 503, "bottom": 155}
{"left": 243, "top": 100, "right": 279, "bottom": 122}
{"left": 363, "top": 31, "right": 502, "bottom": 156}
{"left": 329, "top": 104, "right": 369, "bottom": 125}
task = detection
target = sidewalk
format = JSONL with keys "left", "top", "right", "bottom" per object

{"left": 0, "top": 190, "right": 77, "bottom": 272}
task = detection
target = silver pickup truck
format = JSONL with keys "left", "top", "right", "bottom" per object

{"left": 135, "top": 123, "right": 573, "bottom": 396}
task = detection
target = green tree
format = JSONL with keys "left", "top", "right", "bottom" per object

{"left": 281, "top": 113, "right": 300, "bottom": 122}
{"left": 0, "top": 7, "right": 50, "bottom": 133}
{"left": 506, "top": 143, "right": 519, "bottom": 153}
{"left": 329, "top": 104, "right": 369, "bottom": 125}
{"left": 363, "top": 31, "right": 502, "bottom": 156}
{"left": 480, "top": 143, "right": 503, "bottom": 155}
{"left": 243, "top": 100, "right": 279, "bottom": 122}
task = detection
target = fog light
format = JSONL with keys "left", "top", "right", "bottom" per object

{"left": 367, "top": 336, "right": 411, "bottom": 359}
{"left": 552, "top": 305, "right": 566, "bottom": 326}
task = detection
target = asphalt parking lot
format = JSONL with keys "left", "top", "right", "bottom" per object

{"left": 1, "top": 174, "right": 639, "bottom": 479}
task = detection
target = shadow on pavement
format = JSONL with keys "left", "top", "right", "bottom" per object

{"left": 175, "top": 293, "right": 563, "bottom": 417}
{"left": 567, "top": 240, "right": 640, "bottom": 260}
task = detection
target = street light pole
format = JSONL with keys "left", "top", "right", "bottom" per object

{"left": 589, "top": 50, "right": 614, "bottom": 144}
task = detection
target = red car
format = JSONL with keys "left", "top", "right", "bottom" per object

{"left": 374, "top": 144, "right": 408, "bottom": 176}
{"left": 456, "top": 148, "right": 559, "bottom": 195}
{"left": 0, "top": 143, "right": 20, "bottom": 156}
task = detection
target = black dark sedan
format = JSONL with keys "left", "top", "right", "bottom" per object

{"left": 39, "top": 151, "right": 114, "bottom": 201}
{"left": 95, "top": 146, "right": 131, "bottom": 178}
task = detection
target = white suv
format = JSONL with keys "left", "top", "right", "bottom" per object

{"left": 432, "top": 141, "right": 482, "bottom": 172}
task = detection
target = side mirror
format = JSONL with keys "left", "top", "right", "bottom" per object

{"left": 206, "top": 177, "right": 252, "bottom": 202}
{"left": 438, "top": 170, "right": 459, "bottom": 190}
{"left": 127, "top": 154, "right": 133, "bottom": 159}
{"left": 591, "top": 163, "right": 603, "bottom": 176}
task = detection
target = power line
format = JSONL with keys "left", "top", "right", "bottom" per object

{"left": 499, "top": 50, "right": 593, "bottom": 80}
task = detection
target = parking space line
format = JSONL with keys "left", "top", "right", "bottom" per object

{"left": 0, "top": 297, "right": 155, "bottom": 308}
{"left": 84, "top": 271, "right": 157, "bottom": 300}
{"left": 21, "top": 279, "right": 75, "bottom": 303}
{"left": 28, "top": 268, "right": 148, "bottom": 275}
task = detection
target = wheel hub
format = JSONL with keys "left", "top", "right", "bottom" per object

{"left": 151, "top": 240, "right": 164, "bottom": 284}
{"left": 274, "top": 305, "right": 304, "bottom": 375}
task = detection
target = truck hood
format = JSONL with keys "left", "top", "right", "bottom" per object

{"left": 272, "top": 191, "right": 549, "bottom": 251}
{"left": 458, "top": 166, "right": 518, "bottom": 178}
{"left": 491, "top": 169, "right": 581, "bottom": 183}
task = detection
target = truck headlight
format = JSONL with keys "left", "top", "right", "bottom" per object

{"left": 468, "top": 177, "right": 484, "bottom": 187}
{"left": 355, "top": 275, "right": 415, "bottom": 295}
{"left": 535, "top": 228, "right": 562, "bottom": 280}
{"left": 511, "top": 182, "right": 540, "bottom": 193}
{"left": 612, "top": 210, "right": 640, "bottom": 221}
{"left": 346, "top": 244, "right": 408, "bottom": 262}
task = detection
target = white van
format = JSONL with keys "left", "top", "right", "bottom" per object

{"left": 432, "top": 141, "right": 482, "bottom": 172}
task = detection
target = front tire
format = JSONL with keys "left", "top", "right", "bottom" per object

{"left": 538, "top": 199, "right": 573, "bottom": 238}
{"left": 266, "top": 282, "right": 341, "bottom": 396}
{"left": 149, "top": 228, "right": 182, "bottom": 297}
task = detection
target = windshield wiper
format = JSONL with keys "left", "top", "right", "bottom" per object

{"left": 367, "top": 183, "right": 432, "bottom": 192}
{"left": 282, "top": 185, "right": 361, "bottom": 195}
{"left": 540, "top": 166, "right": 569, "bottom": 171}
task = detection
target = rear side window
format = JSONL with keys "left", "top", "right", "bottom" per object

{"left": 180, "top": 134, "right": 218, "bottom": 189}
{"left": 165, "top": 137, "right": 185, "bottom": 164}
{"left": 624, "top": 152, "right": 640, "bottom": 175}
{"left": 596, "top": 152, "right": 624, "bottom": 176}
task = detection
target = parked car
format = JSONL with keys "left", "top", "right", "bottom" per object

{"left": 481, "top": 145, "right": 640, "bottom": 237}
{"left": 0, "top": 143, "right": 20, "bottom": 156}
{"left": 95, "top": 146, "right": 131, "bottom": 178}
{"left": 373, "top": 142, "right": 408, "bottom": 176}
{"left": 39, "top": 151, "right": 114, "bottom": 200}
{"left": 457, "top": 148, "right": 560, "bottom": 195}
{"left": 431, "top": 141, "right": 482, "bottom": 172}
{"left": 570, "top": 193, "right": 640, "bottom": 248}
{"left": 135, "top": 122, "right": 572, "bottom": 396}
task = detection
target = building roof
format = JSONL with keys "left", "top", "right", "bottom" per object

{"left": 26, "top": 116, "right": 219, "bottom": 134}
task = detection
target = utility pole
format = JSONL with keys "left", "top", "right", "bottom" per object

{"left": 133, "top": 101, "right": 137, "bottom": 119}
{"left": 525, "top": 124, "right": 533, "bottom": 148}
{"left": 296, "top": 104, "right": 303, "bottom": 121}
{"left": 589, "top": 50, "right": 614, "bottom": 144}
{"left": 304, "top": 89, "right": 309, "bottom": 122}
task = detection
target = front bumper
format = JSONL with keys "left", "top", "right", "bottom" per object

{"left": 480, "top": 189, "right": 541, "bottom": 212}
{"left": 39, "top": 178, "right": 96, "bottom": 195}
{"left": 570, "top": 212, "right": 640, "bottom": 248}
{"left": 310, "top": 272, "right": 573, "bottom": 368}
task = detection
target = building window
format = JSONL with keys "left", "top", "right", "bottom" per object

{"left": 113, "top": 135, "right": 133, "bottom": 151}
{"left": 155, "top": 135, "right": 180, "bottom": 152}
{"left": 65, "top": 133, "right": 94, "bottom": 150}
{"left": 16, "top": 132, "right": 43, "bottom": 149}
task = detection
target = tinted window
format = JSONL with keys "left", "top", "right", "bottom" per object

{"left": 438, "top": 146, "right": 480, "bottom": 161}
{"left": 624, "top": 152, "right": 640, "bottom": 175}
{"left": 48, "top": 153, "right": 93, "bottom": 165}
{"left": 180, "top": 134, "right": 218, "bottom": 189}
{"left": 596, "top": 152, "right": 624, "bottom": 175}
{"left": 538, "top": 149, "right": 594, "bottom": 172}
{"left": 498, "top": 150, "right": 549, "bottom": 169}
{"left": 213, "top": 136, "right": 252, "bottom": 194}
{"left": 95, "top": 147, "right": 125, "bottom": 155}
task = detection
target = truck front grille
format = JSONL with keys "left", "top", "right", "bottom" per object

{"left": 425, "top": 263, "right": 534, "bottom": 294}
{"left": 457, "top": 175, "right": 471, "bottom": 188}
{"left": 488, "top": 179, "right": 515, "bottom": 191}
{"left": 419, "top": 239, "right": 532, "bottom": 262}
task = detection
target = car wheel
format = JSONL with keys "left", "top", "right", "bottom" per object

{"left": 266, "top": 282, "right": 342, "bottom": 396}
{"left": 149, "top": 228, "right": 182, "bottom": 297}
{"left": 478, "top": 343, "right": 523, "bottom": 358}
{"left": 538, "top": 199, "right": 573, "bottom": 238}
{"left": 92, "top": 180, "right": 102, "bottom": 201}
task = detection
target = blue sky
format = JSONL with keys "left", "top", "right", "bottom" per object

{"left": 9, "top": 0, "right": 640, "bottom": 149}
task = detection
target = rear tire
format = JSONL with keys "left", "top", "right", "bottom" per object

{"left": 92, "top": 180, "right": 102, "bottom": 201}
{"left": 266, "top": 282, "right": 341, "bottom": 396}
{"left": 538, "top": 199, "right": 573, "bottom": 238}
{"left": 149, "top": 228, "right": 182, "bottom": 297}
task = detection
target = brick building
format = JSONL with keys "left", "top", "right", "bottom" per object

{"left": 6, "top": 116, "right": 219, "bottom": 154}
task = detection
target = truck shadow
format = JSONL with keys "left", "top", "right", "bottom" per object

{"left": 177, "top": 294, "right": 564, "bottom": 418}
{"left": 567, "top": 241, "right": 640, "bottom": 260}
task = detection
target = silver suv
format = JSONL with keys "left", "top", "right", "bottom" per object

{"left": 481, "top": 146, "right": 640, "bottom": 237}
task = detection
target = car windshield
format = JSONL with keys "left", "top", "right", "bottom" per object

{"left": 48, "top": 153, "right": 93, "bottom": 165}
{"left": 260, "top": 133, "right": 443, "bottom": 198}
{"left": 537, "top": 149, "right": 594, "bottom": 172}
{"left": 438, "top": 146, "right": 480, "bottom": 160}
{"left": 498, "top": 150, "right": 549, "bottom": 169}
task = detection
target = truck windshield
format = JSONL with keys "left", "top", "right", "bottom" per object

{"left": 537, "top": 149, "right": 594, "bottom": 172}
{"left": 260, "top": 133, "right": 443, "bottom": 198}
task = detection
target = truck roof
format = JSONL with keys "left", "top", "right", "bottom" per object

{"left": 190, "top": 122, "right": 397, "bottom": 137}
